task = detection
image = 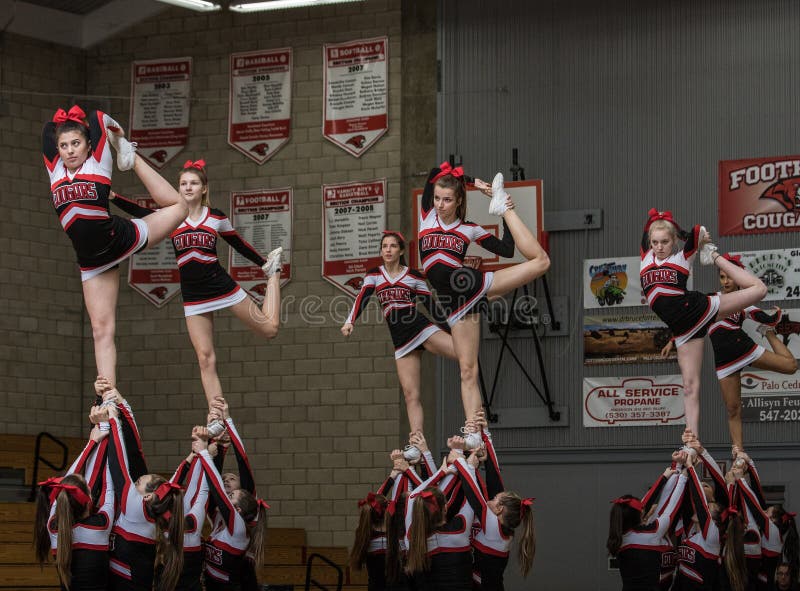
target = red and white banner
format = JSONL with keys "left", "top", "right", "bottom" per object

{"left": 583, "top": 376, "right": 685, "bottom": 427}
{"left": 718, "top": 155, "right": 800, "bottom": 236}
{"left": 323, "top": 36, "right": 388, "bottom": 157}
{"left": 129, "top": 57, "right": 192, "bottom": 169}
{"left": 229, "top": 188, "right": 292, "bottom": 302}
{"left": 322, "top": 179, "right": 387, "bottom": 295}
{"left": 127, "top": 196, "right": 180, "bottom": 307}
{"left": 229, "top": 48, "right": 292, "bottom": 164}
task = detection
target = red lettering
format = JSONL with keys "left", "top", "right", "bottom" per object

{"left": 52, "top": 183, "right": 99, "bottom": 207}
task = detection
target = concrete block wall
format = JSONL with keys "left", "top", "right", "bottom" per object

{"left": 0, "top": 0, "right": 441, "bottom": 548}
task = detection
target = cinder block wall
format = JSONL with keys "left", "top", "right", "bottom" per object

{"left": 1, "top": 0, "right": 438, "bottom": 547}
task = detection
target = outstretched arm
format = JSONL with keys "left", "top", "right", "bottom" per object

{"left": 216, "top": 210, "right": 267, "bottom": 267}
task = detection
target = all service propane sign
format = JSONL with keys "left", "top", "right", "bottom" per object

{"left": 583, "top": 376, "right": 686, "bottom": 427}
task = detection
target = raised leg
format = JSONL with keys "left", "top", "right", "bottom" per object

{"left": 487, "top": 209, "right": 550, "bottom": 298}
{"left": 421, "top": 330, "right": 458, "bottom": 361}
{"left": 228, "top": 274, "right": 280, "bottom": 339}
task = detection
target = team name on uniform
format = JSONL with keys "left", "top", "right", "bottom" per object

{"left": 421, "top": 234, "right": 465, "bottom": 254}
{"left": 677, "top": 546, "right": 696, "bottom": 562}
{"left": 52, "top": 182, "right": 98, "bottom": 207}
{"left": 204, "top": 544, "right": 223, "bottom": 565}
{"left": 641, "top": 268, "right": 678, "bottom": 288}
{"left": 377, "top": 287, "right": 412, "bottom": 305}
{"left": 174, "top": 232, "right": 217, "bottom": 251}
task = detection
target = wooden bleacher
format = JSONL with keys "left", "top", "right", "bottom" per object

{"left": 0, "top": 434, "right": 368, "bottom": 590}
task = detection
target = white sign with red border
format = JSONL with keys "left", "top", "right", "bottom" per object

{"left": 127, "top": 196, "right": 180, "bottom": 307}
{"left": 228, "top": 188, "right": 292, "bottom": 302}
{"left": 583, "top": 376, "right": 686, "bottom": 427}
{"left": 322, "top": 179, "right": 387, "bottom": 295}
{"left": 129, "top": 57, "right": 192, "bottom": 169}
{"left": 229, "top": 48, "right": 292, "bottom": 164}
{"left": 323, "top": 36, "right": 388, "bottom": 157}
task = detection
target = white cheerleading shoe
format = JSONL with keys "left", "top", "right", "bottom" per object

{"left": 488, "top": 172, "right": 510, "bottom": 216}
{"left": 460, "top": 426, "right": 483, "bottom": 451}
{"left": 207, "top": 419, "right": 226, "bottom": 439}
{"left": 698, "top": 226, "right": 719, "bottom": 266}
{"left": 402, "top": 444, "right": 421, "bottom": 463}
{"left": 261, "top": 246, "right": 283, "bottom": 278}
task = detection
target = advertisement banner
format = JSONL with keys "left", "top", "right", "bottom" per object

{"left": 583, "top": 257, "right": 644, "bottom": 309}
{"left": 322, "top": 179, "right": 387, "bottom": 295}
{"left": 730, "top": 248, "right": 800, "bottom": 302}
{"left": 411, "top": 180, "right": 544, "bottom": 271}
{"left": 718, "top": 155, "right": 800, "bottom": 236}
{"left": 129, "top": 57, "right": 192, "bottom": 169}
{"left": 740, "top": 369, "right": 800, "bottom": 423}
{"left": 228, "top": 189, "right": 292, "bottom": 302}
{"left": 229, "top": 48, "right": 292, "bottom": 164}
{"left": 584, "top": 312, "right": 675, "bottom": 365}
{"left": 127, "top": 196, "right": 180, "bottom": 307}
{"left": 323, "top": 36, "right": 388, "bottom": 157}
{"left": 583, "top": 376, "right": 686, "bottom": 427}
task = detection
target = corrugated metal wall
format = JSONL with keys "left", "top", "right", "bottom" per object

{"left": 436, "top": 0, "right": 800, "bottom": 451}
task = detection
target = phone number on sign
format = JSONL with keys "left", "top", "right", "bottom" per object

{"left": 606, "top": 409, "right": 672, "bottom": 420}
{"left": 758, "top": 409, "right": 800, "bottom": 422}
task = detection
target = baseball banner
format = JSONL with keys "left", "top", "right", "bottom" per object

{"left": 228, "top": 188, "right": 292, "bottom": 302}
{"left": 583, "top": 376, "right": 686, "bottom": 427}
{"left": 741, "top": 306, "right": 800, "bottom": 358}
{"left": 229, "top": 48, "right": 292, "bottom": 164}
{"left": 583, "top": 257, "right": 644, "bottom": 309}
{"left": 584, "top": 312, "right": 675, "bottom": 365}
{"left": 322, "top": 179, "right": 387, "bottom": 296}
{"left": 740, "top": 369, "right": 800, "bottom": 423}
{"left": 129, "top": 57, "right": 192, "bottom": 169}
{"left": 127, "top": 196, "right": 181, "bottom": 307}
{"left": 323, "top": 36, "right": 388, "bottom": 157}
{"left": 718, "top": 155, "right": 800, "bottom": 236}
{"left": 730, "top": 248, "right": 800, "bottom": 301}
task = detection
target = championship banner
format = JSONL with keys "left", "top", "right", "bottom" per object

{"left": 229, "top": 48, "right": 292, "bottom": 164}
{"left": 583, "top": 376, "right": 686, "bottom": 427}
{"left": 127, "top": 196, "right": 180, "bottom": 307}
{"left": 718, "top": 155, "right": 800, "bottom": 236}
{"left": 129, "top": 57, "right": 192, "bottom": 169}
{"left": 741, "top": 307, "right": 800, "bottom": 359}
{"left": 323, "top": 36, "right": 388, "bottom": 157}
{"left": 730, "top": 248, "right": 800, "bottom": 301}
{"left": 322, "top": 179, "right": 387, "bottom": 295}
{"left": 740, "top": 369, "right": 800, "bottom": 423}
{"left": 583, "top": 257, "right": 644, "bottom": 309}
{"left": 411, "top": 180, "right": 544, "bottom": 271}
{"left": 228, "top": 188, "right": 292, "bottom": 302}
{"left": 584, "top": 312, "right": 675, "bottom": 365}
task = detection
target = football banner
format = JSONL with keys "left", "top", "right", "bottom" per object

{"left": 229, "top": 48, "right": 292, "bottom": 164}
{"left": 584, "top": 312, "right": 675, "bottom": 365}
{"left": 730, "top": 248, "right": 800, "bottom": 301}
{"left": 583, "top": 376, "right": 686, "bottom": 427}
{"left": 228, "top": 188, "right": 292, "bottom": 302}
{"left": 718, "top": 155, "right": 800, "bottom": 236}
{"left": 323, "top": 36, "right": 388, "bottom": 157}
{"left": 127, "top": 196, "right": 181, "bottom": 307}
{"left": 740, "top": 369, "right": 800, "bottom": 423}
{"left": 583, "top": 257, "right": 644, "bottom": 309}
{"left": 322, "top": 179, "right": 387, "bottom": 296}
{"left": 129, "top": 57, "right": 192, "bottom": 169}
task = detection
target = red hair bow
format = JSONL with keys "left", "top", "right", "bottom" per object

{"left": 183, "top": 159, "right": 206, "bottom": 170}
{"left": 359, "top": 492, "right": 385, "bottom": 516}
{"left": 382, "top": 230, "right": 406, "bottom": 244}
{"left": 153, "top": 481, "right": 182, "bottom": 501}
{"left": 782, "top": 512, "right": 797, "bottom": 524}
{"left": 53, "top": 105, "right": 88, "bottom": 127}
{"left": 430, "top": 161, "right": 464, "bottom": 184}
{"left": 520, "top": 497, "right": 535, "bottom": 518}
{"left": 420, "top": 490, "right": 440, "bottom": 514}
{"left": 48, "top": 481, "right": 91, "bottom": 507}
{"left": 723, "top": 253, "right": 744, "bottom": 268}
{"left": 257, "top": 498, "right": 270, "bottom": 511}
{"left": 611, "top": 497, "right": 643, "bottom": 512}
{"left": 644, "top": 208, "right": 682, "bottom": 233}
{"left": 721, "top": 506, "right": 739, "bottom": 521}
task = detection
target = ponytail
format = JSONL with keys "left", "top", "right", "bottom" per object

{"left": 723, "top": 511, "right": 746, "bottom": 591}
{"left": 775, "top": 507, "right": 799, "bottom": 579}
{"left": 406, "top": 488, "right": 443, "bottom": 574}
{"left": 55, "top": 492, "right": 76, "bottom": 590}
{"left": 350, "top": 493, "right": 387, "bottom": 570}
{"left": 497, "top": 492, "right": 536, "bottom": 577}
{"left": 145, "top": 476, "right": 184, "bottom": 591}
{"left": 235, "top": 490, "right": 268, "bottom": 576}
{"left": 384, "top": 493, "right": 407, "bottom": 584}
{"left": 34, "top": 486, "right": 53, "bottom": 567}
{"left": 606, "top": 495, "right": 641, "bottom": 557}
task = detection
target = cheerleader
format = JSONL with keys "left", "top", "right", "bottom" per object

{"left": 607, "top": 452, "right": 687, "bottom": 591}
{"left": 350, "top": 492, "right": 389, "bottom": 591}
{"left": 104, "top": 401, "right": 185, "bottom": 591}
{"left": 111, "top": 159, "right": 282, "bottom": 423}
{"left": 641, "top": 209, "right": 767, "bottom": 435}
{"left": 418, "top": 163, "right": 550, "bottom": 437}
{"left": 34, "top": 412, "right": 114, "bottom": 591}
{"left": 662, "top": 254, "right": 797, "bottom": 450}
{"left": 43, "top": 106, "right": 188, "bottom": 385}
{"left": 342, "top": 231, "right": 456, "bottom": 435}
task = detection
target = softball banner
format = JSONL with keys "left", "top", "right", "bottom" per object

{"left": 583, "top": 257, "right": 644, "bottom": 309}
{"left": 229, "top": 48, "right": 292, "bottom": 164}
{"left": 718, "top": 155, "right": 800, "bottom": 236}
{"left": 730, "top": 248, "right": 800, "bottom": 302}
{"left": 583, "top": 376, "right": 686, "bottom": 427}
{"left": 323, "top": 36, "right": 388, "bottom": 157}
{"left": 127, "top": 196, "right": 180, "bottom": 308}
{"left": 228, "top": 188, "right": 292, "bottom": 303}
{"left": 129, "top": 57, "right": 192, "bottom": 169}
